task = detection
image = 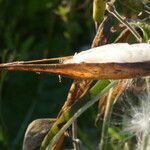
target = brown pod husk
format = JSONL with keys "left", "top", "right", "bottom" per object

{"left": 23, "top": 118, "right": 56, "bottom": 150}
{"left": 0, "top": 62, "right": 150, "bottom": 80}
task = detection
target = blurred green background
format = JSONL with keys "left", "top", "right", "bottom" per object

{"left": 0, "top": 0, "right": 149, "bottom": 149}
{"left": 0, "top": 0, "right": 95, "bottom": 149}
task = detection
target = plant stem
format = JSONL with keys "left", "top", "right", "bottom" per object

{"left": 40, "top": 80, "right": 118, "bottom": 150}
{"left": 140, "top": 134, "right": 149, "bottom": 150}
{"left": 99, "top": 88, "right": 113, "bottom": 150}
{"left": 72, "top": 120, "right": 80, "bottom": 150}
{"left": 106, "top": 2, "right": 143, "bottom": 43}
{"left": 145, "top": 77, "right": 150, "bottom": 94}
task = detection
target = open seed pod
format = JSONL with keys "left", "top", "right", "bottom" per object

{"left": 0, "top": 43, "right": 149, "bottom": 80}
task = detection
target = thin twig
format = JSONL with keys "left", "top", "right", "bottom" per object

{"left": 1, "top": 56, "right": 73, "bottom": 65}
{"left": 146, "top": 77, "right": 150, "bottom": 94}
{"left": 106, "top": 2, "right": 143, "bottom": 43}
{"left": 72, "top": 120, "right": 80, "bottom": 150}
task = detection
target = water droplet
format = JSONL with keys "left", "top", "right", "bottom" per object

{"left": 36, "top": 72, "right": 41, "bottom": 75}
{"left": 58, "top": 75, "right": 62, "bottom": 83}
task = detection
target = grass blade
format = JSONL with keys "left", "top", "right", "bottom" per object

{"left": 40, "top": 80, "right": 118, "bottom": 150}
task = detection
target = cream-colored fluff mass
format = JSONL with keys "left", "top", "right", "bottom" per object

{"left": 64, "top": 43, "right": 150, "bottom": 64}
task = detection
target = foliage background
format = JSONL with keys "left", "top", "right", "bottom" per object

{"left": 0, "top": 1, "right": 95, "bottom": 149}
{"left": 0, "top": 0, "right": 149, "bottom": 149}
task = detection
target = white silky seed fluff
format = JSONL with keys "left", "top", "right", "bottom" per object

{"left": 64, "top": 43, "right": 150, "bottom": 63}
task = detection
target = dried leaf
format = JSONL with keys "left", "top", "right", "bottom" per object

{"left": 40, "top": 81, "right": 115, "bottom": 150}
{"left": 96, "top": 80, "right": 128, "bottom": 121}
{"left": 114, "top": 28, "right": 131, "bottom": 43}
{"left": 57, "top": 79, "right": 92, "bottom": 117}
{"left": 91, "top": 15, "right": 112, "bottom": 47}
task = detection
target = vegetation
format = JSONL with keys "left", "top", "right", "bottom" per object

{"left": 0, "top": 0, "right": 149, "bottom": 150}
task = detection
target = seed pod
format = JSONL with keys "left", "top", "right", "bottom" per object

{"left": 0, "top": 43, "right": 149, "bottom": 80}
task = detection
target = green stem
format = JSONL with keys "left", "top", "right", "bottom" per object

{"left": 145, "top": 77, "right": 150, "bottom": 94}
{"left": 72, "top": 121, "right": 80, "bottom": 150}
{"left": 99, "top": 88, "right": 113, "bottom": 150}
{"left": 40, "top": 80, "right": 118, "bottom": 150}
